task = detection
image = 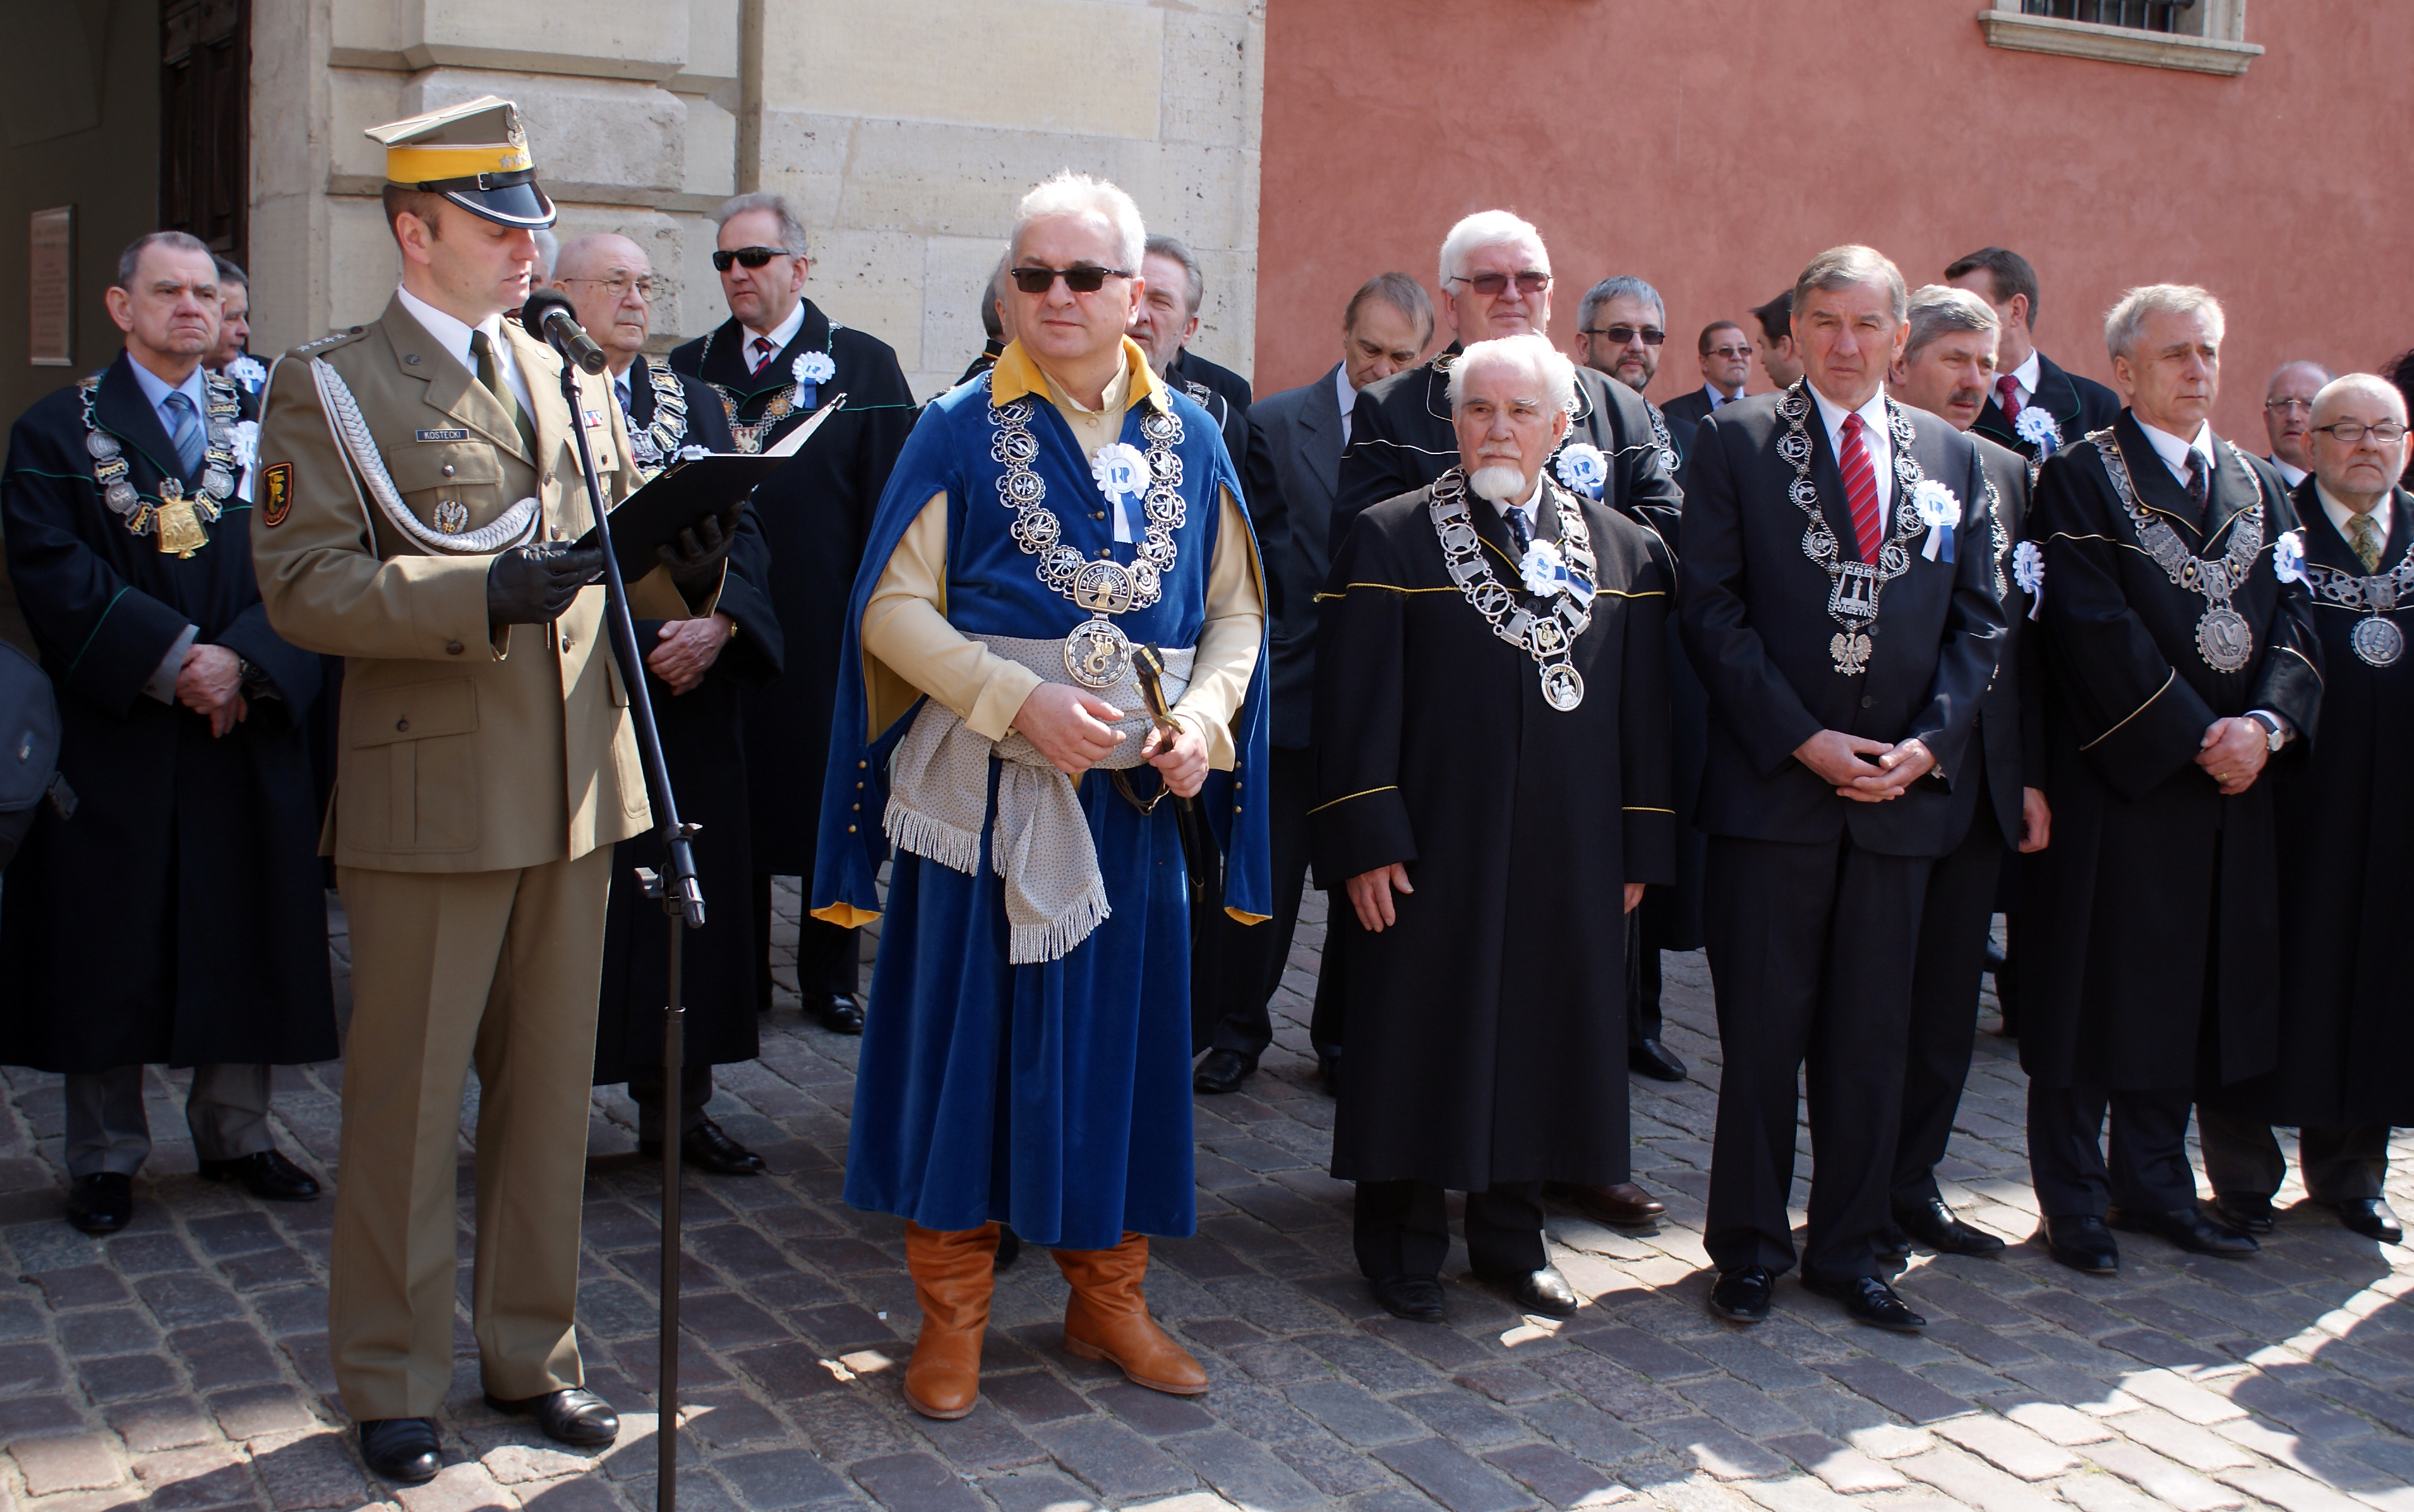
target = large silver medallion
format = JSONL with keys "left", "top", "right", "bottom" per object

{"left": 1064, "top": 617, "right": 1132, "bottom": 689}
{"left": 1540, "top": 663, "right": 1585, "bottom": 712}
{"left": 1071, "top": 558, "right": 1137, "bottom": 615}
{"left": 2196, "top": 607, "right": 2254, "bottom": 673}
{"left": 2352, "top": 615, "right": 2403, "bottom": 668}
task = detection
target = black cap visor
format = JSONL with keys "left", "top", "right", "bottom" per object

{"left": 424, "top": 173, "right": 557, "bottom": 230}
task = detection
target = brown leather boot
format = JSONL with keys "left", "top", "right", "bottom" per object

{"left": 903, "top": 1221, "right": 1000, "bottom": 1419}
{"left": 1053, "top": 1233, "right": 1208, "bottom": 1395}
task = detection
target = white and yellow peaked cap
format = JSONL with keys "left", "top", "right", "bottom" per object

{"left": 365, "top": 95, "right": 556, "bottom": 229}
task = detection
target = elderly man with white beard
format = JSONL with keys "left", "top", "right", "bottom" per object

{"left": 1311, "top": 333, "right": 1674, "bottom": 1323}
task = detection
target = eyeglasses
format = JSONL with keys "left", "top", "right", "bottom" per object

{"left": 559, "top": 274, "right": 662, "bottom": 301}
{"left": 2265, "top": 397, "right": 2315, "bottom": 414}
{"left": 712, "top": 246, "right": 796, "bottom": 272}
{"left": 1008, "top": 265, "right": 1131, "bottom": 295}
{"left": 1707, "top": 344, "right": 1755, "bottom": 359}
{"left": 1446, "top": 270, "right": 1551, "bottom": 297}
{"left": 1582, "top": 325, "right": 1665, "bottom": 346}
{"left": 2313, "top": 421, "right": 2410, "bottom": 444}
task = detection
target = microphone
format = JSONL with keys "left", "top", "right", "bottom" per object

{"left": 520, "top": 288, "right": 609, "bottom": 375}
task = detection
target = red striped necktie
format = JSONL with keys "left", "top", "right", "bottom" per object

{"left": 1839, "top": 412, "right": 1886, "bottom": 562}
{"left": 749, "top": 335, "right": 778, "bottom": 374}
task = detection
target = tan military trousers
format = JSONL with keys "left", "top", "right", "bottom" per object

{"left": 329, "top": 848, "right": 613, "bottom": 1420}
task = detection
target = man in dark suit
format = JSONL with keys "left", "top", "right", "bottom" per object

{"left": 1748, "top": 292, "right": 1801, "bottom": 392}
{"left": 2020, "top": 285, "right": 2319, "bottom": 1274}
{"left": 1132, "top": 235, "right": 1248, "bottom": 467}
{"left": 2259, "top": 360, "right": 2329, "bottom": 489}
{"left": 671, "top": 193, "right": 916, "bottom": 1036}
{"left": 1192, "top": 272, "right": 1432, "bottom": 1096}
{"left": 1680, "top": 246, "right": 2003, "bottom": 1333}
{"left": 1662, "top": 321, "right": 1752, "bottom": 465}
{"left": 956, "top": 251, "right": 1010, "bottom": 388}
{"left": 1573, "top": 275, "right": 1681, "bottom": 483}
{"left": 1878, "top": 285, "right": 2051, "bottom": 1261}
{"left": 1945, "top": 248, "right": 2120, "bottom": 463}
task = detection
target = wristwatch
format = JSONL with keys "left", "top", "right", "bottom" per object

{"left": 2246, "top": 710, "right": 2288, "bottom": 752}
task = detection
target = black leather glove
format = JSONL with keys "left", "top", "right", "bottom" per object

{"left": 486, "top": 542, "right": 604, "bottom": 627}
{"left": 658, "top": 503, "right": 745, "bottom": 596}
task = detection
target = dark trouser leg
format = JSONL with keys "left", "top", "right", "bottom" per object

{"left": 1354, "top": 1179, "right": 1452, "bottom": 1280}
{"left": 1206, "top": 746, "right": 1315, "bottom": 1059}
{"left": 1464, "top": 1182, "right": 1548, "bottom": 1279}
{"left": 63, "top": 1067, "right": 151, "bottom": 1179}
{"left": 2028, "top": 1081, "right": 2114, "bottom": 1219}
{"left": 795, "top": 915, "right": 861, "bottom": 999}
{"left": 628, "top": 1063, "right": 713, "bottom": 1141}
{"left": 1892, "top": 805, "right": 2005, "bottom": 1209}
{"left": 1627, "top": 912, "right": 1664, "bottom": 1048}
{"left": 753, "top": 872, "right": 776, "bottom": 1011}
{"left": 2106, "top": 1089, "right": 2198, "bottom": 1211}
{"left": 2298, "top": 1125, "right": 2390, "bottom": 1204}
{"left": 2195, "top": 1103, "right": 2287, "bottom": 1203}
{"left": 186, "top": 1063, "right": 275, "bottom": 1161}
{"left": 1309, "top": 915, "right": 1345, "bottom": 1062}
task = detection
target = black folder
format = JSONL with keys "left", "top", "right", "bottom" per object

{"left": 575, "top": 395, "right": 846, "bottom": 579}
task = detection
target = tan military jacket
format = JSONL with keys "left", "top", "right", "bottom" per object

{"left": 253, "top": 294, "right": 710, "bottom": 873}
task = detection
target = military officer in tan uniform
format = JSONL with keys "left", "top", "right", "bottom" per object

{"left": 251, "top": 99, "right": 732, "bottom": 1485}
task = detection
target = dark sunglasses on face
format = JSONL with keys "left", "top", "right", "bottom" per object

{"left": 1009, "top": 265, "right": 1131, "bottom": 295}
{"left": 712, "top": 246, "right": 795, "bottom": 272}
{"left": 1584, "top": 325, "right": 1666, "bottom": 346}
{"left": 1448, "top": 270, "right": 1551, "bottom": 297}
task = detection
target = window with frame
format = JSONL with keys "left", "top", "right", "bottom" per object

{"left": 1981, "top": 0, "right": 2261, "bottom": 76}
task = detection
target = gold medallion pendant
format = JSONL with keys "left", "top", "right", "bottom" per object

{"left": 153, "top": 479, "right": 209, "bottom": 558}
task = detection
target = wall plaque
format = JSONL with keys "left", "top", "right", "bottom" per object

{"left": 30, "top": 207, "right": 72, "bottom": 368}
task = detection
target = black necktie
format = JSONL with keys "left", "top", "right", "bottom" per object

{"left": 1503, "top": 503, "right": 1533, "bottom": 558}
{"left": 2184, "top": 453, "right": 2209, "bottom": 521}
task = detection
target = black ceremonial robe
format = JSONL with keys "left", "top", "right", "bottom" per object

{"left": 0, "top": 355, "right": 333, "bottom": 1072}
{"left": 1311, "top": 476, "right": 1674, "bottom": 1190}
{"left": 2211, "top": 483, "right": 2414, "bottom": 1127}
{"left": 2019, "top": 414, "right": 2321, "bottom": 1093}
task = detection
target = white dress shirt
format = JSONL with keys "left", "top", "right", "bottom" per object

{"left": 1335, "top": 363, "right": 1359, "bottom": 449}
{"left": 2000, "top": 349, "right": 2043, "bottom": 411}
{"left": 395, "top": 284, "right": 534, "bottom": 417}
{"left": 743, "top": 300, "right": 808, "bottom": 373}
{"left": 1704, "top": 382, "right": 1738, "bottom": 411}
{"left": 1490, "top": 471, "right": 1546, "bottom": 532}
{"left": 1807, "top": 383, "right": 1894, "bottom": 515}
{"left": 2268, "top": 455, "right": 2309, "bottom": 489}
{"left": 2134, "top": 417, "right": 2218, "bottom": 491}
{"left": 2317, "top": 483, "right": 2393, "bottom": 555}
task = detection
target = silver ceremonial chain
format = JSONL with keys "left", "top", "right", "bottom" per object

{"left": 2089, "top": 429, "right": 2264, "bottom": 674}
{"left": 1776, "top": 383, "right": 1930, "bottom": 676}
{"left": 987, "top": 374, "right": 1188, "bottom": 689}
{"left": 1646, "top": 404, "right": 1680, "bottom": 478}
{"left": 1428, "top": 467, "right": 1596, "bottom": 711}
{"left": 2298, "top": 539, "right": 2414, "bottom": 668}
{"left": 81, "top": 369, "right": 238, "bottom": 557}
{"left": 628, "top": 363, "right": 690, "bottom": 479}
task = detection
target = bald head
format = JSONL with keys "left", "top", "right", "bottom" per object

{"left": 551, "top": 233, "right": 656, "bottom": 369}
{"left": 2308, "top": 373, "right": 2408, "bottom": 515}
{"left": 2265, "top": 359, "right": 2333, "bottom": 473}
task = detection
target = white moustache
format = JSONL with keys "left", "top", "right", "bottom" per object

{"left": 1468, "top": 465, "right": 1529, "bottom": 501}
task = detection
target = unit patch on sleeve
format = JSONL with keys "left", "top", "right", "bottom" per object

{"left": 261, "top": 462, "right": 294, "bottom": 527}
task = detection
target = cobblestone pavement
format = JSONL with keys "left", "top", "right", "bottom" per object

{"left": 3, "top": 880, "right": 2413, "bottom": 1512}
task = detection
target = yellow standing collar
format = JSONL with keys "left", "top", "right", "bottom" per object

{"left": 990, "top": 337, "right": 1168, "bottom": 415}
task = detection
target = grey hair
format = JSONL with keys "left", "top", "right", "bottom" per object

{"left": 115, "top": 231, "right": 214, "bottom": 291}
{"left": 2312, "top": 373, "right": 2408, "bottom": 421}
{"left": 982, "top": 249, "right": 1010, "bottom": 341}
{"left": 1902, "top": 284, "right": 1999, "bottom": 364}
{"left": 710, "top": 192, "right": 810, "bottom": 260}
{"left": 1012, "top": 171, "right": 1145, "bottom": 273}
{"left": 1438, "top": 210, "right": 1547, "bottom": 288}
{"left": 213, "top": 256, "right": 248, "bottom": 290}
{"left": 1446, "top": 333, "right": 1578, "bottom": 416}
{"left": 1144, "top": 234, "right": 1203, "bottom": 317}
{"left": 1576, "top": 275, "right": 1664, "bottom": 333}
{"left": 1795, "top": 245, "right": 1908, "bottom": 323}
{"left": 2104, "top": 284, "right": 2225, "bottom": 361}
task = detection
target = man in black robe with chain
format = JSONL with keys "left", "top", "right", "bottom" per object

{"left": 1314, "top": 333, "right": 1671, "bottom": 1324}
{"left": 2021, "top": 285, "right": 2320, "bottom": 1273}
{"left": 1682, "top": 247, "right": 2003, "bottom": 1333}
{"left": 671, "top": 193, "right": 915, "bottom": 1033}
{"left": 2197, "top": 373, "right": 2403, "bottom": 1245}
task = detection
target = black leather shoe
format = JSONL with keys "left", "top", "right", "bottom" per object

{"left": 2041, "top": 1215, "right": 2120, "bottom": 1274}
{"left": 2211, "top": 1193, "right": 2276, "bottom": 1235}
{"left": 638, "top": 1118, "right": 765, "bottom": 1176}
{"left": 1629, "top": 1038, "right": 1687, "bottom": 1082}
{"left": 1707, "top": 1266, "right": 1772, "bottom": 1324}
{"left": 1895, "top": 1197, "right": 2005, "bottom": 1256}
{"left": 484, "top": 1387, "right": 619, "bottom": 1447}
{"left": 994, "top": 1224, "right": 1021, "bottom": 1270}
{"left": 1876, "top": 1224, "right": 1912, "bottom": 1261}
{"left": 199, "top": 1149, "right": 321, "bottom": 1202}
{"left": 2329, "top": 1199, "right": 2403, "bottom": 1244}
{"left": 358, "top": 1417, "right": 441, "bottom": 1484}
{"left": 1546, "top": 1180, "right": 1665, "bottom": 1228}
{"left": 65, "top": 1173, "right": 132, "bottom": 1235}
{"left": 808, "top": 993, "right": 866, "bottom": 1034}
{"left": 1803, "top": 1273, "right": 1926, "bottom": 1332}
{"left": 1192, "top": 1048, "right": 1255, "bottom": 1094}
{"left": 2108, "top": 1205, "right": 2258, "bottom": 1257}
{"left": 1493, "top": 1265, "right": 1579, "bottom": 1317}
{"left": 1370, "top": 1274, "right": 1446, "bottom": 1323}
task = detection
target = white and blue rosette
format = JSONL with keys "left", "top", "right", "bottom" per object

{"left": 1554, "top": 441, "right": 1607, "bottom": 500}
{"left": 2014, "top": 405, "right": 2060, "bottom": 457}
{"left": 2273, "top": 527, "right": 2308, "bottom": 586}
{"left": 1091, "top": 440, "right": 1149, "bottom": 529}
{"left": 232, "top": 419, "right": 261, "bottom": 501}
{"left": 2012, "top": 539, "right": 2045, "bottom": 619}
{"left": 1913, "top": 478, "right": 1961, "bottom": 563}
{"left": 793, "top": 348, "right": 836, "bottom": 406}
{"left": 227, "top": 354, "right": 268, "bottom": 395}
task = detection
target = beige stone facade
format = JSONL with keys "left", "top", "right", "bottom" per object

{"left": 249, "top": 0, "right": 1265, "bottom": 398}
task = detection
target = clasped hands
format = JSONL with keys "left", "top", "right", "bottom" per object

{"left": 177, "top": 643, "right": 246, "bottom": 738}
{"left": 1795, "top": 729, "right": 1933, "bottom": 802}
{"left": 2196, "top": 715, "right": 2270, "bottom": 796}
{"left": 1011, "top": 681, "right": 1206, "bottom": 796}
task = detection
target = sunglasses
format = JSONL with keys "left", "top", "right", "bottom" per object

{"left": 712, "top": 246, "right": 795, "bottom": 272}
{"left": 1707, "top": 344, "right": 1755, "bottom": 359}
{"left": 1583, "top": 325, "right": 1666, "bottom": 346}
{"left": 1448, "top": 270, "right": 1551, "bottom": 297}
{"left": 1009, "top": 265, "right": 1131, "bottom": 295}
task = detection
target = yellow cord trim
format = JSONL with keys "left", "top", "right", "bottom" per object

{"left": 1314, "top": 584, "right": 1458, "bottom": 599}
{"left": 1623, "top": 805, "right": 1675, "bottom": 813}
{"left": 1225, "top": 908, "right": 1271, "bottom": 925}
{"left": 2079, "top": 668, "right": 2175, "bottom": 752}
{"left": 810, "top": 903, "right": 882, "bottom": 929}
{"left": 1307, "top": 784, "right": 1397, "bottom": 816}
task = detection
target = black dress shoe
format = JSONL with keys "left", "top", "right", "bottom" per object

{"left": 2211, "top": 1193, "right": 2276, "bottom": 1234}
{"left": 2329, "top": 1198, "right": 2403, "bottom": 1244}
{"left": 1546, "top": 1180, "right": 1666, "bottom": 1227}
{"left": 1370, "top": 1274, "right": 1446, "bottom": 1323}
{"left": 199, "top": 1149, "right": 321, "bottom": 1202}
{"left": 1629, "top": 1038, "right": 1687, "bottom": 1082}
{"left": 1491, "top": 1265, "right": 1579, "bottom": 1317}
{"left": 1876, "top": 1224, "right": 1912, "bottom": 1262}
{"left": 1707, "top": 1266, "right": 1772, "bottom": 1324}
{"left": 484, "top": 1386, "right": 619, "bottom": 1447}
{"left": 358, "top": 1417, "right": 441, "bottom": 1485}
{"left": 1895, "top": 1197, "right": 2006, "bottom": 1256}
{"left": 808, "top": 993, "right": 865, "bottom": 1034}
{"left": 2041, "top": 1215, "right": 2120, "bottom": 1274}
{"left": 638, "top": 1118, "right": 765, "bottom": 1175}
{"left": 1803, "top": 1273, "right": 1926, "bottom": 1332}
{"left": 994, "top": 1224, "right": 1021, "bottom": 1269}
{"left": 65, "top": 1173, "right": 132, "bottom": 1235}
{"left": 2108, "top": 1205, "right": 2258, "bottom": 1257}
{"left": 1192, "top": 1048, "right": 1255, "bottom": 1094}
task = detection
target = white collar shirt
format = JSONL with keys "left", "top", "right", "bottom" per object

{"left": 2003, "top": 349, "right": 2043, "bottom": 409}
{"left": 1335, "top": 363, "right": 1358, "bottom": 448}
{"left": 1705, "top": 382, "right": 1737, "bottom": 411}
{"left": 2135, "top": 417, "right": 2218, "bottom": 491}
{"left": 1808, "top": 383, "right": 1895, "bottom": 514}
{"left": 2269, "top": 455, "right": 2310, "bottom": 489}
{"left": 742, "top": 301, "right": 808, "bottom": 371}
{"left": 1490, "top": 472, "right": 1547, "bottom": 544}
{"left": 2317, "top": 482, "right": 2393, "bottom": 553}
{"left": 125, "top": 357, "right": 212, "bottom": 450}
{"left": 395, "top": 284, "right": 534, "bottom": 418}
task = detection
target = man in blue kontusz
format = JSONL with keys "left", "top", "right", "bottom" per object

{"left": 812, "top": 172, "right": 1268, "bottom": 1422}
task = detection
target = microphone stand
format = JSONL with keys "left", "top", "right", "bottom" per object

{"left": 554, "top": 352, "right": 702, "bottom": 1512}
